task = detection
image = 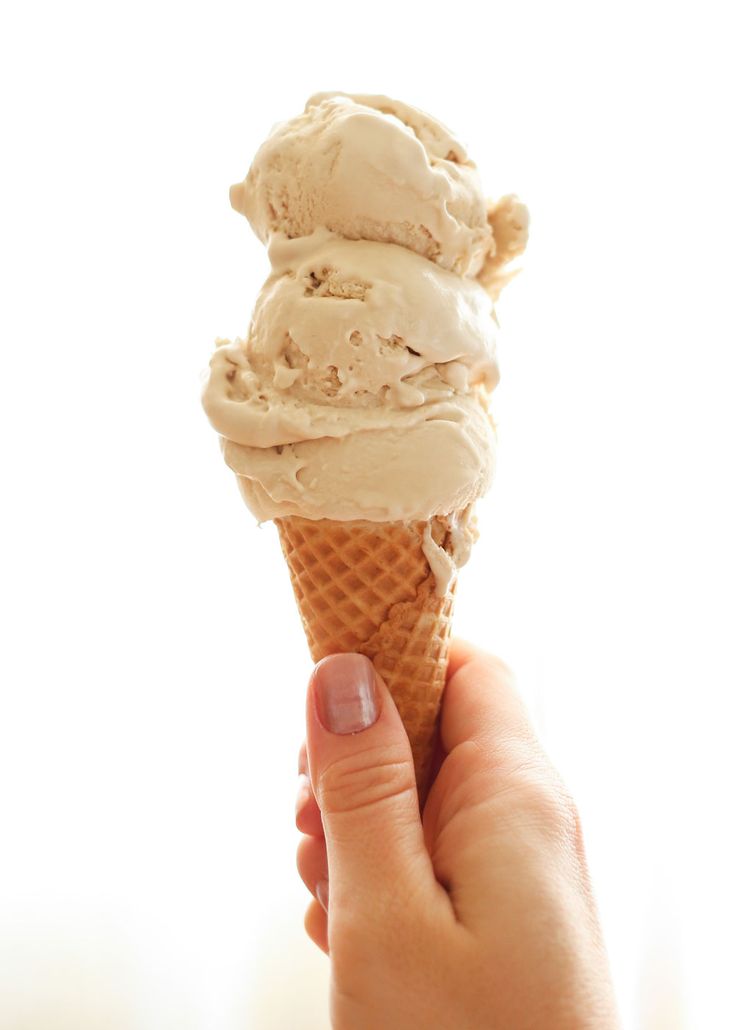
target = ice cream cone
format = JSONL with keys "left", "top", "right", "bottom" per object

{"left": 203, "top": 94, "right": 527, "bottom": 805}
{"left": 275, "top": 515, "right": 457, "bottom": 802}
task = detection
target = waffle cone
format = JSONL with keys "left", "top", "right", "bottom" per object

{"left": 275, "top": 515, "right": 456, "bottom": 800}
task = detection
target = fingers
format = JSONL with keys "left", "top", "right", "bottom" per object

{"left": 445, "top": 636, "right": 481, "bottom": 681}
{"left": 296, "top": 742, "right": 323, "bottom": 837}
{"left": 298, "top": 741, "right": 308, "bottom": 776}
{"left": 296, "top": 806, "right": 329, "bottom": 955}
{"left": 296, "top": 775, "right": 323, "bottom": 836}
{"left": 305, "top": 654, "right": 437, "bottom": 921}
{"left": 296, "top": 834, "right": 328, "bottom": 901}
{"left": 304, "top": 899, "right": 329, "bottom": 955}
{"left": 423, "top": 641, "right": 545, "bottom": 861}
{"left": 441, "top": 641, "right": 537, "bottom": 761}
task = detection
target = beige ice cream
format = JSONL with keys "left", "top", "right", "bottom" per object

{"left": 230, "top": 92, "right": 493, "bottom": 276}
{"left": 204, "top": 230, "right": 498, "bottom": 528}
{"left": 203, "top": 92, "right": 528, "bottom": 586}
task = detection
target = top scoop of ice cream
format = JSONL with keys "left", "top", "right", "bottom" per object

{"left": 230, "top": 93, "right": 494, "bottom": 277}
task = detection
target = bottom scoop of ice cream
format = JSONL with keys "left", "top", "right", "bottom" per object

{"left": 222, "top": 406, "right": 494, "bottom": 523}
{"left": 202, "top": 232, "right": 498, "bottom": 524}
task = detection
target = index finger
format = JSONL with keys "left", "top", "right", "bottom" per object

{"left": 441, "top": 640, "right": 535, "bottom": 758}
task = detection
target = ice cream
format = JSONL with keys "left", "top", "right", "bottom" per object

{"left": 204, "top": 93, "right": 527, "bottom": 554}
{"left": 202, "top": 93, "right": 527, "bottom": 796}
{"left": 230, "top": 92, "right": 494, "bottom": 276}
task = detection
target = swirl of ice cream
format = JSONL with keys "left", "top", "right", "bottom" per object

{"left": 203, "top": 231, "right": 498, "bottom": 522}
{"left": 230, "top": 93, "right": 494, "bottom": 277}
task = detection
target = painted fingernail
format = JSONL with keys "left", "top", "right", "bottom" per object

{"left": 295, "top": 773, "right": 311, "bottom": 822}
{"left": 312, "top": 654, "right": 379, "bottom": 735}
{"left": 316, "top": 879, "right": 329, "bottom": 912}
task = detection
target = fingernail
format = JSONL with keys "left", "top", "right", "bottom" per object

{"left": 295, "top": 774, "right": 311, "bottom": 820}
{"left": 316, "top": 879, "right": 329, "bottom": 912}
{"left": 312, "top": 654, "right": 379, "bottom": 735}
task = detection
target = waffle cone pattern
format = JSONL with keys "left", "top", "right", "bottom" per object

{"left": 275, "top": 515, "right": 456, "bottom": 800}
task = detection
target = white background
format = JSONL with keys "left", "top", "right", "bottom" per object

{"left": 1, "top": 1, "right": 734, "bottom": 1027}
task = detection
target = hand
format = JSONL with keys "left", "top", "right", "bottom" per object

{"left": 295, "top": 642, "right": 619, "bottom": 1029}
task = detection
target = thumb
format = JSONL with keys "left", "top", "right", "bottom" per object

{"left": 306, "top": 653, "right": 435, "bottom": 918}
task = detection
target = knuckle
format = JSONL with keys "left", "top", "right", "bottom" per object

{"left": 484, "top": 653, "right": 517, "bottom": 686}
{"left": 470, "top": 651, "right": 517, "bottom": 693}
{"left": 513, "top": 769, "right": 584, "bottom": 848}
{"left": 316, "top": 742, "right": 417, "bottom": 817}
{"left": 558, "top": 788, "right": 587, "bottom": 861}
{"left": 545, "top": 781, "right": 583, "bottom": 844}
{"left": 490, "top": 744, "right": 581, "bottom": 835}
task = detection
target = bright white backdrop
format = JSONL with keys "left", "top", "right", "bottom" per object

{"left": 1, "top": 2, "right": 734, "bottom": 1028}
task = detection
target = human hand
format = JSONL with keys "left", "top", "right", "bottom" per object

{"left": 295, "top": 642, "right": 619, "bottom": 1029}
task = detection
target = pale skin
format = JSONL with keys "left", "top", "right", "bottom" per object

{"left": 296, "top": 642, "right": 619, "bottom": 1029}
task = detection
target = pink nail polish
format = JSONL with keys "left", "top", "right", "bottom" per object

{"left": 313, "top": 654, "right": 379, "bottom": 735}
